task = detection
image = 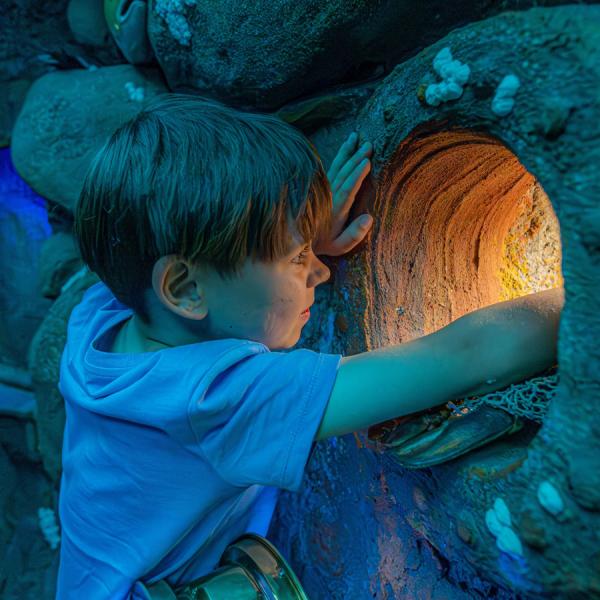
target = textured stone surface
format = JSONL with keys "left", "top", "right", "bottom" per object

{"left": 11, "top": 64, "right": 168, "bottom": 211}
{"left": 0, "top": 149, "right": 52, "bottom": 369}
{"left": 273, "top": 5, "right": 600, "bottom": 598}
{"left": 147, "top": 0, "right": 575, "bottom": 111}
{"left": 29, "top": 270, "right": 99, "bottom": 484}
{"left": 0, "top": 393, "right": 57, "bottom": 599}
{"left": 0, "top": 443, "right": 58, "bottom": 600}
{"left": 0, "top": 79, "right": 32, "bottom": 148}
{"left": 38, "top": 232, "right": 83, "bottom": 299}
{"left": 2, "top": 2, "right": 599, "bottom": 597}
{"left": 0, "top": 0, "right": 122, "bottom": 113}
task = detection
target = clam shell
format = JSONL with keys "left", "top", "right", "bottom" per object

{"left": 386, "top": 406, "right": 519, "bottom": 469}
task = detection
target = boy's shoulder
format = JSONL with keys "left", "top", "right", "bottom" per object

{"left": 60, "top": 281, "right": 273, "bottom": 425}
{"left": 69, "top": 280, "right": 121, "bottom": 328}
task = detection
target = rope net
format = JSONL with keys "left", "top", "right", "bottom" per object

{"left": 454, "top": 372, "right": 558, "bottom": 423}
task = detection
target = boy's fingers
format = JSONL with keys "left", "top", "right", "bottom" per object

{"left": 325, "top": 213, "right": 373, "bottom": 256}
{"left": 332, "top": 159, "right": 371, "bottom": 222}
{"left": 332, "top": 142, "right": 373, "bottom": 195}
{"left": 327, "top": 132, "right": 358, "bottom": 184}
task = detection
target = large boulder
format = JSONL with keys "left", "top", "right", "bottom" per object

{"left": 38, "top": 232, "right": 83, "bottom": 299}
{"left": 67, "top": 0, "right": 112, "bottom": 47}
{"left": 11, "top": 64, "right": 168, "bottom": 211}
{"left": 0, "top": 79, "right": 32, "bottom": 148}
{"left": 147, "top": 0, "right": 590, "bottom": 111}
{"left": 272, "top": 5, "right": 600, "bottom": 598}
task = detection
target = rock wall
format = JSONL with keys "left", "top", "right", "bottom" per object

{"left": 271, "top": 5, "right": 600, "bottom": 598}
{"left": 1, "top": 1, "right": 599, "bottom": 598}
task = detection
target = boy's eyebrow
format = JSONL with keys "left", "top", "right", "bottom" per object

{"left": 290, "top": 240, "right": 311, "bottom": 254}
{"left": 283, "top": 230, "right": 309, "bottom": 254}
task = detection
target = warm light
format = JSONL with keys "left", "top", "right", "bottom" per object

{"left": 369, "top": 130, "right": 563, "bottom": 343}
{"left": 498, "top": 182, "right": 562, "bottom": 301}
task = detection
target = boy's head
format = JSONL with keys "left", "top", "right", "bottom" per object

{"left": 75, "top": 94, "right": 333, "bottom": 349}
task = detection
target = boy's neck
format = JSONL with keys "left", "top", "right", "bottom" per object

{"left": 112, "top": 316, "right": 175, "bottom": 353}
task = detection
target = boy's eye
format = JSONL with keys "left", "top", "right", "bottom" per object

{"left": 292, "top": 245, "right": 311, "bottom": 264}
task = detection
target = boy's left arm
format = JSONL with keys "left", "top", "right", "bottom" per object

{"left": 314, "top": 132, "right": 374, "bottom": 256}
{"left": 316, "top": 287, "right": 563, "bottom": 440}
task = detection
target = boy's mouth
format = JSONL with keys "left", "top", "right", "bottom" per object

{"left": 300, "top": 306, "right": 311, "bottom": 318}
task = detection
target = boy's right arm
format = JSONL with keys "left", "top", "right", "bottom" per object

{"left": 315, "top": 287, "right": 563, "bottom": 440}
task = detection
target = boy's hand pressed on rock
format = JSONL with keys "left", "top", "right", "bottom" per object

{"left": 314, "top": 131, "right": 374, "bottom": 256}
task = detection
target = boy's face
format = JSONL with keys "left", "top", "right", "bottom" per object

{"left": 176, "top": 235, "right": 331, "bottom": 350}
{"left": 201, "top": 238, "right": 330, "bottom": 349}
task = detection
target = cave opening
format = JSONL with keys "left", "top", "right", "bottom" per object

{"left": 371, "top": 129, "right": 562, "bottom": 344}
{"left": 367, "top": 129, "right": 563, "bottom": 466}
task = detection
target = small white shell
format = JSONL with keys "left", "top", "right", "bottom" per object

{"left": 493, "top": 497, "right": 512, "bottom": 526}
{"left": 440, "top": 60, "right": 470, "bottom": 86}
{"left": 454, "top": 62, "right": 471, "bottom": 86}
{"left": 433, "top": 47, "right": 453, "bottom": 76}
{"left": 492, "top": 96, "right": 515, "bottom": 117}
{"left": 38, "top": 507, "right": 61, "bottom": 550}
{"left": 443, "top": 80, "right": 463, "bottom": 100}
{"left": 537, "top": 480, "right": 564, "bottom": 515}
{"left": 425, "top": 83, "right": 442, "bottom": 106}
{"left": 497, "top": 74, "right": 521, "bottom": 97}
{"left": 125, "top": 81, "right": 145, "bottom": 102}
{"left": 496, "top": 526, "right": 524, "bottom": 557}
{"left": 485, "top": 508, "right": 503, "bottom": 537}
{"left": 491, "top": 74, "right": 520, "bottom": 116}
{"left": 426, "top": 46, "right": 469, "bottom": 107}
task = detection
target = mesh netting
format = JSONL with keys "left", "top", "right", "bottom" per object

{"left": 452, "top": 372, "right": 558, "bottom": 423}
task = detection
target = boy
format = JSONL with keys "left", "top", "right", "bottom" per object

{"left": 57, "top": 94, "right": 562, "bottom": 598}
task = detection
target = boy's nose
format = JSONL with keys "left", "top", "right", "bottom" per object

{"left": 310, "top": 256, "right": 330, "bottom": 287}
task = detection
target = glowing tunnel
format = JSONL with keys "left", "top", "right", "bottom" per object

{"left": 368, "top": 129, "right": 562, "bottom": 345}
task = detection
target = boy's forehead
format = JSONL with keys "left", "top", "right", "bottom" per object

{"left": 285, "top": 224, "right": 308, "bottom": 253}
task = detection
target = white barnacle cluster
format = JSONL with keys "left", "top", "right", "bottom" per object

{"left": 492, "top": 74, "right": 520, "bottom": 117}
{"left": 124, "top": 81, "right": 145, "bottom": 102}
{"left": 485, "top": 497, "right": 523, "bottom": 557}
{"left": 38, "top": 507, "right": 61, "bottom": 550}
{"left": 155, "top": 0, "right": 197, "bottom": 46}
{"left": 425, "top": 47, "right": 470, "bottom": 107}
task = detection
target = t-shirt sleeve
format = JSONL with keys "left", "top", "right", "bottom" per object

{"left": 188, "top": 348, "right": 341, "bottom": 491}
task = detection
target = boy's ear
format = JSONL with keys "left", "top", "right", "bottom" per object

{"left": 151, "top": 256, "right": 208, "bottom": 320}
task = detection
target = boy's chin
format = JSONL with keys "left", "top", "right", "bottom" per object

{"left": 266, "top": 332, "right": 301, "bottom": 351}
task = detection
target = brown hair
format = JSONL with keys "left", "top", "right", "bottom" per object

{"left": 75, "top": 94, "right": 332, "bottom": 323}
